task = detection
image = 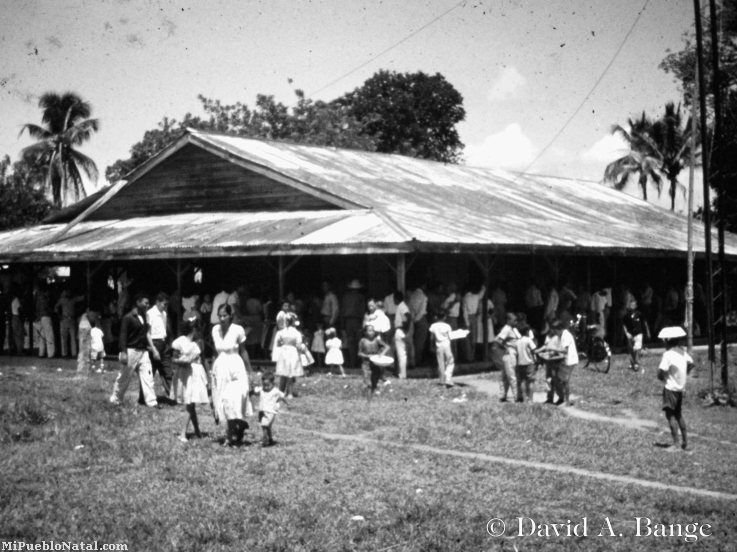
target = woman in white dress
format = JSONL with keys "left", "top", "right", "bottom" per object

{"left": 170, "top": 319, "right": 210, "bottom": 442}
{"left": 274, "top": 314, "right": 304, "bottom": 398}
{"left": 211, "top": 304, "right": 253, "bottom": 446}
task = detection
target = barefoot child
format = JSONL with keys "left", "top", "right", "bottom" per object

{"left": 90, "top": 318, "right": 105, "bottom": 373}
{"left": 515, "top": 321, "right": 537, "bottom": 402}
{"left": 310, "top": 321, "right": 326, "bottom": 368}
{"left": 358, "top": 325, "right": 390, "bottom": 399}
{"left": 657, "top": 326, "right": 693, "bottom": 450}
{"left": 170, "top": 320, "right": 211, "bottom": 442}
{"left": 429, "top": 311, "right": 455, "bottom": 387}
{"left": 254, "top": 371, "right": 288, "bottom": 447}
{"left": 324, "top": 327, "right": 345, "bottom": 377}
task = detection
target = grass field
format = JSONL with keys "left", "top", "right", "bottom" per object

{"left": 1, "top": 350, "right": 736, "bottom": 551}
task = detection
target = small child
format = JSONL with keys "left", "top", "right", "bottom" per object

{"left": 657, "top": 326, "right": 693, "bottom": 450}
{"left": 254, "top": 371, "right": 288, "bottom": 447}
{"left": 358, "top": 325, "right": 390, "bottom": 399}
{"left": 170, "top": 320, "right": 211, "bottom": 442}
{"left": 515, "top": 322, "right": 537, "bottom": 402}
{"left": 310, "top": 322, "right": 326, "bottom": 368}
{"left": 90, "top": 319, "right": 105, "bottom": 373}
{"left": 324, "top": 327, "right": 345, "bottom": 377}
{"left": 429, "top": 311, "right": 455, "bottom": 387}
{"left": 494, "top": 312, "right": 520, "bottom": 402}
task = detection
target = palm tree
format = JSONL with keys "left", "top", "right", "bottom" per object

{"left": 20, "top": 92, "right": 99, "bottom": 207}
{"left": 649, "top": 102, "right": 694, "bottom": 211}
{"left": 604, "top": 112, "right": 662, "bottom": 201}
{"left": 605, "top": 104, "right": 695, "bottom": 210}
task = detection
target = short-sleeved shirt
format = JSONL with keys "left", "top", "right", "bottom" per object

{"left": 394, "top": 301, "right": 410, "bottom": 329}
{"left": 429, "top": 321, "right": 452, "bottom": 346}
{"left": 516, "top": 334, "right": 536, "bottom": 365}
{"left": 495, "top": 324, "right": 521, "bottom": 356}
{"left": 259, "top": 387, "right": 285, "bottom": 414}
{"left": 90, "top": 327, "right": 105, "bottom": 353}
{"left": 560, "top": 329, "right": 578, "bottom": 366}
{"left": 147, "top": 306, "right": 168, "bottom": 340}
{"left": 659, "top": 349, "right": 693, "bottom": 392}
{"left": 623, "top": 310, "right": 644, "bottom": 336}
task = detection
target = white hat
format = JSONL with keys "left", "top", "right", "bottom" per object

{"left": 347, "top": 279, "right": 363, "bottom": 289}
{"left": 657, "top": 326, "right": 686, "bottom": 340}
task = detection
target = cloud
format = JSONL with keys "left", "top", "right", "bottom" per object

{"left": 46, "top": 36, "right": 63, "bottom": 49}
{"left": 160, "top": 17, "right": 177, "bottom": 37}
{"left": 465, "top": 123, "right": 537, "bottom": 169}
{"left": 486, "top": 66, "right": 526, "bottom": 102}
{"left": 581, "top": 133, "right": 629, "bottom": 164}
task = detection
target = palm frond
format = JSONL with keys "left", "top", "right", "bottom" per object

{"left": 68, "top": 149, "right": 99, "bottom": 182}
{"left": 19, "top": 123, "right": 52, "bottom": 141}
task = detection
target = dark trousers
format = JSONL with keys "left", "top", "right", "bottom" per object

{"left": 139, "top": 339, "right": 171, "bottom": 403}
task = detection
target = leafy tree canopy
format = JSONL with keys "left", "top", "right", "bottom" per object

{"left": 107, "top": 70, "right": 465, "bottom": 181}
{"left": 334, "top": 70, "right": 465, "bottom": 163}
{"left": 0, "top": 155, "right": 52, "bottom": 230}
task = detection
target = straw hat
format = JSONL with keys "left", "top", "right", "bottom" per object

{"left": 657, "top": 326, "right": 686, "bottom": 340}
{"left": 347, "top": 279, "right": 364, "bottom": 289}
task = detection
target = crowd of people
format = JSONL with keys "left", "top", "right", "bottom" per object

{"left": 0, "top": 271, "right": 709, "bottom": 450}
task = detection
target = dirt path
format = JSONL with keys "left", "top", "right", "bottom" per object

{"left": 454, "top": 374, "right": 737, "bottom": 445}
{"left": 298, "top": 429, "right": 737, "bottom": 502}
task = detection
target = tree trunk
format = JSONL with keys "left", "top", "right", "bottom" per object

{"left": 639, "top": 174, "right": 648, "bottom": 201}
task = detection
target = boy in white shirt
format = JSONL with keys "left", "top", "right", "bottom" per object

{"left": 538, "top": 319, "right": 578, "bottom": 406}
{"left": 429, "top": 311, "right": 455, "bottom": 387}
{"left": 515, "top": 322, "right": 537, "bottom": 402}
{"left": 90, "top": 321, "right": 105, "bottom": 372}
{"left": 494, "top": 313, "right": 520, "bottom": 402}
{"left": 657, "top": 327, "right": 694, "bottom": 450}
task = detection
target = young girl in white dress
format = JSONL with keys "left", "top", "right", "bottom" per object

{"left": 211, "top": 304, "right": 253, "bottom": 446}
{"left": 274, "top": 313, "right": 304, "bottom": 398}
{"left": 324, "top": 327, "right": 345, "bottom": 377}
{"left": 170, "top": 319, "right": 211, "bottom": 442}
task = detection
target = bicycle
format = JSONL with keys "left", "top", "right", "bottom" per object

{"left": 570, "top": 314, "right": 611, "bottom": 373}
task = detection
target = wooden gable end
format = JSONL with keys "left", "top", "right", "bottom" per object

{"left": 88, "top": 144, "right": 341, "bottom": 220}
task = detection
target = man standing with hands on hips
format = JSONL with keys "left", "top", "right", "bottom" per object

{"left": 143, "top": 292, "right": 173, "bottom": 403}
{"left": 110, "top": 293, "right": 160, "bottom": 407}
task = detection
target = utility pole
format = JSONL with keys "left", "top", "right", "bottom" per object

{"left": 693, "top": 0, "right": 716, "bottom": 392}
{"left": 708, "top": 0, "right": 729, "bottom": 389}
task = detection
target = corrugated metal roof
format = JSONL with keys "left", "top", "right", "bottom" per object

{"left": 1, "top": 129, "right": 735, "bottom": 261}
{"left": 0, "top": 210, "right": 406, "bottom": 262}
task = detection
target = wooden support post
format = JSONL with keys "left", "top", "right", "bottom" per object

{"left": 278, "top": 256, "right": 285, "bottom": 300}
{"left": 175, "top": 258, "right": 183, "bottom": 333}
{"left": 481, "top": 254, "right": 491, "bottom": 362}
{"left": 396, "top": 254, "right": 406, "bottom": 294}
{"left": 86, "top": 262, "right": 92, "bottom": 308}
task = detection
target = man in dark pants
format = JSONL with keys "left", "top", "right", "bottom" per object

{"left": 110, "top": 293, "right": 159, "bottom": 407}
{"left": 142, "top": 292, "right": 172, "bottom": 404}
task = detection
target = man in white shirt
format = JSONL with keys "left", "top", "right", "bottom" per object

{"left": 408, "top": 285, "right": 428, "bottom": 366}
{"left": 211, "top": 289, "right": 230, "bottom": 325}
{"left": 429, "top": 311, "right": 455, "bottom": 387}
{"left": 657, "top": 327, "right": 693, "bottom": 450}
{"left": 320, "top": 281, "right": 340, "bottom": 327}
{"left": 392, "top": 291, "right": 411, "bottom": 379}
{"left": 145, "top": 292, "right": 172, "bottom": 401}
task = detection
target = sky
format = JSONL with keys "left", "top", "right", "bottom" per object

{"left": 0, "top": 0, "right": 702, "bottom": 212}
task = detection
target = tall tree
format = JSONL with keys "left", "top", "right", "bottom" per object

{"left": 649, "top": 102, "right": 694, "bottom": 210}
{"left": 20, "top": 92, "right": 99, "bottom": 207}
{"left": 335, "top": 70, "right": 466, "bottom": 163}
{"left": 605, "top": 104, "right": 694, "bottom": 210}
{"left": 0, "top": 156, "right": 52, "bottom": 230}
{"left": 604, "top": 112, "right": 662, "bottom": 201}
{"left": 106, "top": 91, "right": 376, "bottom": 182}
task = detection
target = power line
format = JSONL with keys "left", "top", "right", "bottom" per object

{"left": 307, "top": 0, "right": 466, "bottom": 98}
{"left": 516, "top": 0, "right": 652, "bottom": 179}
